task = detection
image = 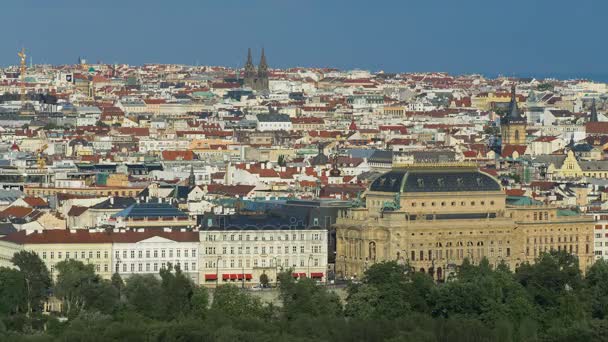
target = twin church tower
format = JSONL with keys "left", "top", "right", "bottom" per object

{"left": 243, "top": 48, "right": 269, "bottom": 92}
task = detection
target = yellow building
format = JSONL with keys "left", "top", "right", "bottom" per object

{"left": 0, "top": 230, "right": 114, "bottom": 279}
{"left": 383, "top": 105, "right": 406, "bottom": 117}
{"left": 334, "top": 164, "right": 594, "bottom": 280}
{"left": 24, "top": 185, "right": 145, "bottom": 197}
{"left": 546, "top": 150, "right": 608, "bottom": 180}
{"left": 472, "top": 89, "right": 524, "bottom": 111}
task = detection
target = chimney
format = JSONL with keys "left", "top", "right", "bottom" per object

{"left": 70, "top": 229, "right": 76, "bottom": 233}
{"left": 261, "top": 163, "right": 265, "bottom": 169}
{"left": 110, "top": 197, "right": 114, "bottom": 205}
{"left": 245, "top": 164, "right": 250, "bottom": 170}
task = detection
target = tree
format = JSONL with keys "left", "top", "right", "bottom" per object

{"left": 159, "top": 264, "right": 194, "bottom": 319}
{"left": 190, "top": 286, "right": 209, "bottom": 319}
{"left": 211, "top": 284, "right": 264, "bottom": 318}
{"left": 278, "top": 271, "right": 342, "bottom": 319}
{"left": 11, "top": 251, "right": 51, "bottom": 316}
{"left": 0, "top": 267, "right": 27, "bottom": 315}
{"left": 277, "top": 155, "right": 286, "bottom": 167}
{"left": 53, "top": 260, "right": 118, "bottom": 317}
{"left": 585, "top": 259, "right": 608, "bottom": 318}
{"left": 111, "top": 272, "right": 125, "bottom": 301}
{"left": 124, "top": 274, "right": 164, "bottom": 319}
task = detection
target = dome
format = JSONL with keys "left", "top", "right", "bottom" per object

{"left": 369, "top": 168, "right": 502, "bottom": 193}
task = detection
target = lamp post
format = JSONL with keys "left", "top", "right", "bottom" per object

{"left": 308, "top": 254, "right": 313, "bottom": 278}
{"left": 272, "top": 256, "right": 278, "bottom": 288}
{"left": 241, "top": 263, "right": 245, "bottom": 289}
{"left": 216, "top": 256, "right": 222, "bottom": 287}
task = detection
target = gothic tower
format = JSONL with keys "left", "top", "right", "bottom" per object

{"left": 243, "top": 48, "right": 269, "bottom": 92}
{"left": 244, "top": 48, "right": 256, "bottom": 88}
{"left": 501, "top": 85, "right": 527, "bottom": 146}
{"left": 257, "top": 48, "right": 269, "bottom": 91}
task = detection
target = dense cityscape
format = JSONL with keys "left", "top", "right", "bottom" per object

{"left": 0, "top": 3, "right": 608, "bottom": 335}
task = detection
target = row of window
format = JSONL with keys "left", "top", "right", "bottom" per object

{"left": 206, "top": 245, "right": 324, "bottom": 255}
{"left": 205, "top": 233, "right": 323, "bottom": 242}
{"left": 42, "top": 250, "right": 107, "bottom": 260}
{"left": 204, "top": 257, "right": 320, "bottom": 269}
{"left": 526, "top": 244, "right": 588, "bottom": 256}
{"left": 527, "top": 236, "right": 580, "bottom": 244}
{"left": 408, "top": 248, "right": 511, "bottom": 261}
{"left": 116, "top": 262, "right": 196, "bottom": 273}
{"left": 115, "top": 249, "right": 196, "bottom": 260}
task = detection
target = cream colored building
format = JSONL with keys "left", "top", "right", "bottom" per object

{"left": 334, "top": 164, "right": 594, "bottom": 280}
{"left": 199, "top": 228, "right": 328, "bottom": 287}
{"left": 0, "top": 230, "right": 114, "bottom": 279}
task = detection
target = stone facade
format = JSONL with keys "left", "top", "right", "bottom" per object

{"left": 334, "top": 165, "right": 594, "bottom": 280}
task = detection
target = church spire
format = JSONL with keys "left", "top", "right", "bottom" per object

{"left": 246, "top": 48, "right": 253, "bottom": 66}
{"left": 590, "top": 98, "right": 599, "bottom": 123}
{"left": 188, "top": 165, "right": 195, "bottom": 187}
{"left": 258, "top": 48, "right": 268, "bottom": 75}
{"left": 503, "top": 84, "right": 524, "bottom": 123}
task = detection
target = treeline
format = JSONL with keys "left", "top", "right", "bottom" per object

{"left": 2, "top": 250, "right": 608, "bottom": 341}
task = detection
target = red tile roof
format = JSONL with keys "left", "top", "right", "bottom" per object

{"left": 1, "top": 230, "right": 199, "bottom": 245}
{"left": 22, "top": 197, "right": 48, "bottom": 208}
{"left": 0, "top": 206, "right": 34, "bottom": 219}
{"left": 161, "top": 150, "right": 194, "bottom": 161}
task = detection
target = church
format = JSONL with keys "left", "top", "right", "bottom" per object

{"left": 243, "top": 48, "right": 269, "bottom": 92}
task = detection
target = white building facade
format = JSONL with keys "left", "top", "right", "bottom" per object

{"left": 199, "top": 228, "right": 328, "bottom": 287}
{"left": 112, "top": 231, "right": 200, "bottom": 283}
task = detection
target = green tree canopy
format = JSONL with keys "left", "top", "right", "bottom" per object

{"left": 11, "top": 251, "right": 51, "bottom": 315}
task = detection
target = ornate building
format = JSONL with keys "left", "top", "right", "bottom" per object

{"left": 334, "top": 163, "right": 594, "bottom": 280}
{"left": 501, "top": 85, "right": 527, "bottom": 146}
{"left": 243, "top": 48, "right": 269, "bottom": 92}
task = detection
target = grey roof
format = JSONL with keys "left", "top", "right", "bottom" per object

{"left": 0, "top": 189, "right": 24, "bottom": 202}
{"left": 532, "top": 155, "right": 567, "bottom": 169}
{"left": 0, "top": 223, "right": 17, "bottom": 236}
{"left": 256, "top": 113, "right": 290, "bottom": 122}
{"left": 112, "top": 203, "right": 188, "bottom": 218}
{"left": 368, "top": 150, "right": 393, "bottom": 163}
{"left": 407, "top": 151, "right": 456, "bottom": 162}
{"left": 309, "top": 153, "right": 329, "bottom": 166}
{"left": 579, "top": 161, "right": 608, "bottom": 172}
{"left": 91, "top": 197, "right": 136, "bottom": 210}
{"left": 369, "top": 168, "right": 502, "bottom": 193}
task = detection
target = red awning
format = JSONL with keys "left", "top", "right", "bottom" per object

{"left": 310, "top": 272, "right": 324, "bottom": 278}
{"left": 237, "top": 274, "right": 244, "bottom": 280}
{"left": 245, "top": 274, "right": 252, "bottom": 280}
{"left": 299, "top": 273, "right": 306, "bottom": 278}
{"left": 222, "top": 274, "right": 230, "bottom": 280}
{"left": 229, "top": 274, "right": 237, "bottom": 280}
{"left": 205, "top": 274, "right": 217, "bottom": 280}
{"left": 292, "top": 273, "right": 299, "bottom": 278}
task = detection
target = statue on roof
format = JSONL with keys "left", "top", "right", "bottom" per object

{"left": 382, "top": 193, "right": 401, "bottom": 212}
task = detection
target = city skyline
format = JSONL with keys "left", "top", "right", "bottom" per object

{"left": 1, "top": 0, "right": 606, "bottom": 81}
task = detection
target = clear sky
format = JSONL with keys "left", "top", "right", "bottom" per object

{"left": 2, "top": 0, "right": 606, "bottom": 79}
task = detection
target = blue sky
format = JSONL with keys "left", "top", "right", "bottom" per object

{"left": 2, "top": 0, "right": 606, "bottom": 79}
